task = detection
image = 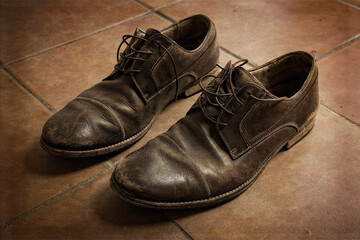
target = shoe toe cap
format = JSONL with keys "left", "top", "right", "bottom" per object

{"left": 42, "top": 98, "right": 124, "bottom": 151}
{"left": 113, "top": 136, "right": 210, "bottom": 202}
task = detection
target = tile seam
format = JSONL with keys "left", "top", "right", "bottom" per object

{"left": 156, "top": 0, "right": 184, "bottom": 10}
{"left": 316, "top": 33, "right": 360, "bottom": 61}
{"left": 0, "top": 167, "right": 113, "bottom": 230}
{"left": 132, "top": 0, "right": 153, "bottom": 10}
{"left": 132, "top": 0, "right": 184, "bottom": 11}
{"left": 1, "top": 68, "right": 56, "bottom": 114}
{"left": 106, "top": 160, "right": 116, "bottom": 169}
{"left": 3, "top": 11, "right": 152, "bottom": 68}
{"left": 161, "top": 211, "right": 195, "bottom": 240}
{"left": 336, "top": 0, "right": 360, "bottom": 10}
{"left": 320, "top": 104, "right": 360, "bottom": 128}
{"left": 219, "top": 46, "right": 258, "bottom": 68}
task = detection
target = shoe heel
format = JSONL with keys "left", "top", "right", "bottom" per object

{"left": 183, "top": 66, "right": 220, "bottom": 97}
{"left": 284, "top": 117, "right": 315, "bottom": 150}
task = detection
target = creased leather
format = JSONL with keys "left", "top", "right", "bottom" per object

{"left": 113, "top": 51, "right": 319, "bottom": 206}
{"left": 41, "top": 14, "right": 219, "bottom": 154}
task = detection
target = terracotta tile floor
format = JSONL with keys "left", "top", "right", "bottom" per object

{"left": 0, "top": 0, "right": 359, "bottom": 239}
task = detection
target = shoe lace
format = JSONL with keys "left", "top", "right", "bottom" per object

{"left": 198, "top": 60, "right": 285, "bottom": 126}
{"left": 114, "top": 34, "right": 180, "bottom": 100}
{"left": 114, "top": 34, "right": 152, "bottom": 73}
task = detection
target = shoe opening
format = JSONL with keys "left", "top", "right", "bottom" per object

{"left": 162, "top": 14, "right": 211, "bottom": 50}
{"left": 252, "top": 52, "right": 314, "bottom": 98}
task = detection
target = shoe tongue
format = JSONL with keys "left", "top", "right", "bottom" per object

{"left": 144, "top": 28, "right": 161, "bottom": 40}
{"left": 217, "top": 61, "right": 265, "bottom": 93}
{"left": 232, "top": 66, "right": 264, "bottom": 89}
{"left": 134, "top": 27, "right": 145, "bottom": 37}
{"left": 115, "top": 27, "right": 146, "bottom": 71}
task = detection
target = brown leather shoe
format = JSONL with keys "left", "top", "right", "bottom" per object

{"left": 111, "top": 51, "right": 319, "bottom": 209}
{"left": 41, "top": 14, "right": 219, "bottom": 157}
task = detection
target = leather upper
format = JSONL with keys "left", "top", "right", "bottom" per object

{"left": 41, "top": 14, "right": 219, "bottom": 152}
{"left": 114, "top": 51, "right": 319, "bottom": 202}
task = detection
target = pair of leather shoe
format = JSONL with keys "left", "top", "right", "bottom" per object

{"left": 41, "top": 14, "right": 319, "bottom": 209}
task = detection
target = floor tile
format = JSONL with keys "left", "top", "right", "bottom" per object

{"left": 7, "top": 14, "right": 171, "bottom": 112}
{"left": 167, "top": 107, "right": 360, "bottom": 239}
{"left": 139, "top": 0, "right": 182, "bottom": 9}
{"left": 0, "top": 71, "right": 109, "bottom": 225}
{"left": 318, "top": 39, "right": 360, "bottom": 124}
{"left": 0, "top": 0, "right": 147, "bottom": 65}
{"left": 0, "top": 172, "right": 187, "bottom": 240}
{"left": 160, "top": 0, "right": 360, "bottom": 64}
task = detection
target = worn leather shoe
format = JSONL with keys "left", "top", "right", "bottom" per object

{"left": 41, "top": 14, "right": 219, "bottom": 157}
{"left": 111, "top": 51, "right": 319, "bottom": 209}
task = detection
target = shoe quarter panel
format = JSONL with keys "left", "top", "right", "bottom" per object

{"left": 233, "top": 125, "right": 297, "bottom": 184}
{"left": 240, "top": 100, "right": 294, "bottom": 145}
{"left": 216, "top": 91, "right": 256, "bottom": 159}
{"left": 132, "top": 36, "right": 173, "bottom": 103}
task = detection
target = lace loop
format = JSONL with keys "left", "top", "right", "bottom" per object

{"left": 114, "top": 34, "right": 152, "bottom": 74}
{"left": 114, "top": 35, "right": 180, "bottom": 101}
{"left": 198, "top": 59, "right": 248, "bottom": 126}
{"left": 198, "top": 59, "right": 286, "bottom": 126}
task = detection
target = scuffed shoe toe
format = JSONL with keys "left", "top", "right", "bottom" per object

{"left": 112, "top": 136, "right": 211, "bottom": 205}
{"left": 41, "top": 98, "right": 124, "bottom": 156}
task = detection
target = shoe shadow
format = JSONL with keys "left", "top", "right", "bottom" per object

{"left": 163, "top": 204, "right": 225, "bottom": 222}
{"left": 92, "top": 185, "right": 169, "bottom": 226}
{"left": 92, "top": 178, "right": 221, "bottom": 226}
{"left": 24, "top": 141, "right": 110, "bottom": 176}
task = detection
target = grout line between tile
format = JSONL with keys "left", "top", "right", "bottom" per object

{"left": 220, "top": 46, "right": 258, "bottom": 68}
{"left": 131, "top": 0, "right": 176, "bottom": 24}
{"left": 1, "top": 68, "right": 56, "bottom": 114}
{"left": 113, "top": 157, "right": 125, "bottom": 166}
{"left": 320, "top": 104, "right": 360, "bottom": 128}
{"left": 155, "top": 0, "right": 184, "bottom": 10}
{"left": 0, "top": 167, "right": 113, "bottom": 230}
{"left": 161, "top": 211, "right": 195, "bottom": 240}
{"left": 106, "top": 160, "right": 116, "bottom": 169}
{"left": 132, "top": 0, "right": 185, "bottom": 13}
{"left": 316, "top": 33, "right": 360, "bottom": 61}
{"left": 336, "top": 0, "right": 360, "bottom": 10}
{"left": 153, "top": 10, "right": 176, "bottom": 23}
{"left": 131, "top": 0, "right": 176, "bottom": 23}
{"left": 132, "top": 0, "right": 153, "bottom": 10}
{"left": 4, "top": 11, "right": 152, "bottom": 68}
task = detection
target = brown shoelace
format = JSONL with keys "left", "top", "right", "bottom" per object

{"left": 114, "top": 34, "right": 180, "bottom": 100}
{"left": 198, "top": 60, "right": 285, "bottom": 126}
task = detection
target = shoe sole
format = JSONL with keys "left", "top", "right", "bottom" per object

{"left": 40, "top": 115, "right": 157, "bottom": 158}
{"left": 110, "top": 117, "right": 315, "bottom": 209}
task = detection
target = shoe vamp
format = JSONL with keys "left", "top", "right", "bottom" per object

{"left": 78, "top": 77, "right": 162, "bottom": 138}
{"left": 160, "top": 110, "right": 297, "bottom": 198}
{"left": 163, "top": 111, "right": 244, "bottom": 197}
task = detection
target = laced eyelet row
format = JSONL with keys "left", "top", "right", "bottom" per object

{"left": 114, "top": 34, "right": 153, "bottom": 73}
{"left": 114, "top": 34, "right": 180, "bottom": 101}
{"left": 198, "top": 60, "right": 248, "bottom": 126}
{"left": 198, "top": 60, "right": 287, "bottom": 127}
